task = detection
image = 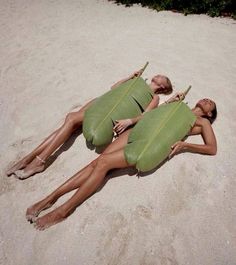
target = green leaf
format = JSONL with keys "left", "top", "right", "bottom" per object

{"left": 124, "top": 102, "right": 196, "bottom": 172}
{"left": 83, "top": 77, "right": 154, "bottom": 146}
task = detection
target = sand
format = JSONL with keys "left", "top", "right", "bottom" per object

{"left": 0, "top": 0, "right": 236, "bottom": 264}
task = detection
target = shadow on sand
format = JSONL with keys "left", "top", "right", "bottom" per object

{"left": 44, "top": 129, "right": 83, "bottom": 170}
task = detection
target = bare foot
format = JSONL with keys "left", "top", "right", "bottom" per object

{"left": 14, "top": 158, "right": 45, "bottom": 179}
{"left": 26, "top": 197, "right": 56, "bottom": 223}
{"left": 34, "top": 209, "right": 67, "bottom": 230}
{"left": 14, "top": 166, "right": 45, "bottom": 179}
{"left": 6, "top": 156, "right": 34, "bottom": 176}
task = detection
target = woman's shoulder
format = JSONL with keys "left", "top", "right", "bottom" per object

{"left": 194, "top": 116, "right": 211, "bottom": 127}
{"left": 189, "top": 117, "right": 212, "bottom": 135}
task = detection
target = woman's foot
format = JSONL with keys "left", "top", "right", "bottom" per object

{"left": 14, "top": 156, "right": 45, "bottom": 179}
{"left": 6, "top": 156, "right": 34, "bottom": 176}
{"left": 34, "top": 208, "right": 68, "bottom": 230}
{"left": 26, "top": 197, "right": 56, "bottom": 223}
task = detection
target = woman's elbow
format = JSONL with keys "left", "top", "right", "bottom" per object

{"left": 208, "top": 146, "right": 217, "bottom": 155}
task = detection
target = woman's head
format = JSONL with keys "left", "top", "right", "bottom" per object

{"left": 150, "top": 75, "right": 173, "bottom": 95}
{"left": 196, "top": 98, "right": 217, "bottom": 124}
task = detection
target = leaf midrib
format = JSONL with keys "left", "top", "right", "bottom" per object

{"left": 137, "top": 102, "right": 183, "bottom": 162}
{"left": 94, "top": 77, "right": 151, "bottom": 134}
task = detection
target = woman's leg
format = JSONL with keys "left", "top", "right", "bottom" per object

{"left": 13, "top": 99, "right": 95, "bottom": 179}
{"left": 35, "top": 148, "right": 131, "bottom": 230}
{"left": 26, "top": 129, "right": 131, "bottom": 221}
{"left": 26, "top": 161, "right": 96, "bottom": 222}
{"left": 6, "top": 129, "right": 59, "bottom": 176}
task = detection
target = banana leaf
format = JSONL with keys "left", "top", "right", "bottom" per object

{"left": 124, "top": 101, "right": 196, "bottom": 172}
{"left": 83, "top": 77, "right": 154, "bottom": 146}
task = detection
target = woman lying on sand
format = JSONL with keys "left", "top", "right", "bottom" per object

{"left": 26, "top": 98, "right": 217, "bottom": 230}
{"left": 7, "top": 69, "right": 173, "bottom": 179}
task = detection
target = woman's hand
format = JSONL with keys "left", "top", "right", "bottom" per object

{"left": 129, "top": 69, "right": 143, "bottom": 79}
{"left": 111, "top": 69, "right": 143, "bottom": 89}
{"left": 169, "top": 141, "right": 186, "bottom": 158}
{"left": 113, "top": 119, "right": 132, "bottom": 135}
{"left": 166, "top": 92, "right": 185, "bottom": 103}
{"left": 175, "top": 92, "right": 185, "bottom": 101}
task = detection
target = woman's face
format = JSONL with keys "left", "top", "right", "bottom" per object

{"left": 196, "top": 98, "right": 216, "bottom": 115}
{"left": 150, "top": 75, "right": 168, "bottom": 93}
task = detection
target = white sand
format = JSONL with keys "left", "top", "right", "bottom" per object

{"left": 1, "top": 1, "right": 236, "bottom": 264}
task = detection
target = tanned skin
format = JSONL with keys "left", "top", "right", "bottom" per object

{"left": 6, "top": 70, "right": 172, "bottom": 179}
{"left": 26, "top": 98, "right": 217, "bottom": 230}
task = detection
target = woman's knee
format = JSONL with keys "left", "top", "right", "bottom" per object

{"left": 90, "top": 159, "right": 98, "bottom": 169}
{"left": 65, "top": 112, "right": 82, "bottom": 127}
{"left": 96, "top": 154, "right": 110, "bottom": 170}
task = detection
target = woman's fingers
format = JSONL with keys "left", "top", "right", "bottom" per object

{"left": 117, "top": 124, "right": 125, "bottom": 131}
{"left": 115, "top": 124, "right": 127, "bottom": 134}
{"left": 114, "top": 125, "right": 121, "bottom": 132}
{"left": 169, "top": 147, "right": 177, "bottom": 158}
{"left": 114, "top": 121, "right": 124, "bottom": 133}
{"left": 170, "top": 92, "right": 185, "bottom": 102}
{"left": 113, "top": 122, "right": 119, "bottom": 130}
{"left": 117, "top": 128, "right": 125, "bottom": 134}
{"left": 114, "top": 119, "right": 132, "bottom": 134}
{"left": 177, "top": 92, "right": 185, "bottom": 100}
{"left": 116, "top": 126, "right": 124, "bottom": 133}
{"left": 133, "top": 69, "right": 143, "bottom": 77}
{"left": 115, "top": 128, "right": 124, "bottom": 135}
{"left": 169, "top": 141, "right": 185, "bottom": 158}
{"left": 169, "top": 142, "right": 181, "bottom": 158}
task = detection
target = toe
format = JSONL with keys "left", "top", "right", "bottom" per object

{"left": 6, "top": 167, "right": 17, "bottom": 176}
{"left": 26, "top": 214, "right": 36, "bottom": 223}
{"left": 34, "top": 218, "right": 46, "bottom": 230}
{"left": 14, "top": 170, "right": 25, "bottom": 179}
{"left": 6, "top": 169, "right": 12, "bottom": 176}
{"left": 34, "top": 221, "right": 41, "bottom": 230}
{"left": 15, "top": 170, "right": 31, "bottom": 180}
{"left": 31, "top": 215, "right": 37, "bottom": 223}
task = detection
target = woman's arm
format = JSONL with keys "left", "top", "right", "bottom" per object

{"left": 164, "top": 92, "right": 185, "bottom": 104}
{"left": 144, "top": 94, "right": 160, "bottom": 112}
{"left": 169, "top": 117, "right": 217, "bottom": 158}
{"left": 110, "top": 69, "right": 143, "bottom": 89}
{"left": 113, "top": 95, "right": 160, "bottom": 135}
